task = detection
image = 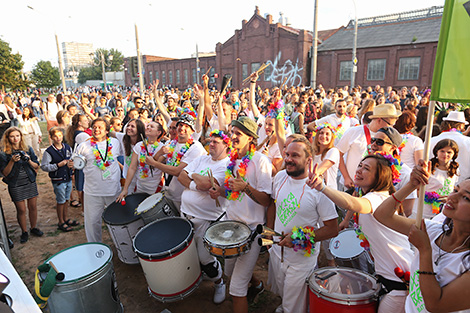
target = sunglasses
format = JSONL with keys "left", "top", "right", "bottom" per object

{"left": 371, "top": 138, "right": 392, "bottom": 146}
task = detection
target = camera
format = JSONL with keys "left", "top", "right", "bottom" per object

{"left": 14, "top": 151, "right": 30, "bottom": 162}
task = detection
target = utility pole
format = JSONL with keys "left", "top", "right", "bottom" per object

{"left": 55, "top": 34, "right": 67, "bottom": 92}
{"left": 351, "top": 0, "right": 358, "bottom": 89}
{"left": 310, "top": 0, "right": 319, "bottom": 89}
{"left": 196, "top": 43, "right": 200, "bottom": 85}
{"left": 135, "top": 24, "right": 145, "bottom": 93}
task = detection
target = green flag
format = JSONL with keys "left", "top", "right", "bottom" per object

{"left": 431, "top": 0, "right": 470, "bottom": 103}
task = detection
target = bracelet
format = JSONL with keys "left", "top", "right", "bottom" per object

{"left": 243, "top": 182, "right": 250, "bottom": 193}
{"left": 320, "top": 183, "right": 326, "bottom": 192}
{"left": 417, "top": 271, "right": 436, "bottom": 275}
{"left": 391, "top": 193, "right": 402, "bottom": 204}
{"left": 189, "top": 181, "right": 198, "bottom": 191}
{"left": 250, "top": 81, "right": 257, "bottom": 84}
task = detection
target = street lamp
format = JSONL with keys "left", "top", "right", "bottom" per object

{"left": 351, "top": 0, "right": 358, "bottom": 90}
{"left": 91, "top": 51, "right": 113, "bottom": 91}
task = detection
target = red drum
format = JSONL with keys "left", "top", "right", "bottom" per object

{"left": 308, "top": 267, "right": 380, "bottom": 313}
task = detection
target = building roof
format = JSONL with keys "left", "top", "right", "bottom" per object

{"left": 318, "top": 6, "right": 443, "bottom": 51}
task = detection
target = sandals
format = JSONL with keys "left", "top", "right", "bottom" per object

{"left": 65, "top": 219, "right": 80, "bottom": 227}
{"left": 70, "top": 200, "right": 81, "bottom": 207}
{"left": 58, "top": 223, "right": 72, "bottom": 232}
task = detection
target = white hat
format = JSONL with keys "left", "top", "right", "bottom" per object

{"left": 442, "top": 111, "right": 469, "bottom": 125}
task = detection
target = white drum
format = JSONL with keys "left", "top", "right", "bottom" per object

{"left": 329, "top": 229, "right": 374, "bottom": 274}
{"left": 72, "top": 154, "right": 86, "bottom": 170}
{"left": 135, "top": 192, "right": 178, "bottom": 224}
{"left": 133, "top": 217, "right": 201, "bottom": 302}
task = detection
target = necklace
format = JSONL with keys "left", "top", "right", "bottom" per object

{"left": 398, "top": 132, "right": 413, "bottom": 154}
{"left": 224, "top": 144, "right": 255, "bottom": 200}
{"left": 166, "top": 137, "right": 194, "bottom": 166}
{"left": 435, "top": 233, "right": 470, "bottom": 265}
{"left": 139, "top": 141, "right": 159, "bottom": 178}
{"left": 90, "top": 137, "right": 113, "bottom": 170}
{"left": 352, "top": 187, "right": 371, "bottom": 251}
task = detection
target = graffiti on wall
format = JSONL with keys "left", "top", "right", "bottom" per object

{"left": 266, "top": 52, "right": 303, "bottom": 86}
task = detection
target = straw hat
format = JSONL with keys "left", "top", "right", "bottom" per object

{"left": 369, "top": 103, "right": 402, "bottom": 119}
{"left": 442, "top": 111, "right": 469, "bottom": 125}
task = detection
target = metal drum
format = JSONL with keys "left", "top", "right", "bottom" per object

{"left": 133, "top": 217, "right": 201, "bottom": 302}
{"left": 329, "top": 229, "right": 375, "bottom": 274}
{"left": 102, "top": 193, "right": 149, "bottom": 264}
{"left": 203, "top": 220, "right": 252, "bottom": 258}
{"left": 72, "top": 154, "right": 86, "bottom": 170}
{"left": 308, "top": 267, "right": 380, "bottom": 313}
{"left": 135, "top": 192, "right": 178, "bottom": 224}
{"left": 44, "top": 243, "right": 122, "bottom": 313}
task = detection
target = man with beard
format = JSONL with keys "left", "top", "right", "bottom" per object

{"left": 307, "top": 98, "right": 351, "bottom": 143}
{"left": 178, "top": 130, "right": 231, "bottom": 304}
{"left": 267, "top": 136, "right": 338, "bottom": 313}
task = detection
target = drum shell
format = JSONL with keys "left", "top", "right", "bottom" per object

{"left": 137, "top": 193, "right": 179, "bottom": 225}
{"left": 203, "top": 220, "right": 252, "bottom": 259}
{"left": 46, "top": 244, "right": 122, "bottom": 313}
{"left": 106, "top": 219, "right": 145, "bottom": 264}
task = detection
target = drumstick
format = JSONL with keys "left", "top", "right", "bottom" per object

{"left": 281, "top": 231, "right": 284, "bottom": 263}
{"left": 140, "top": 134, "right": 153, "bottom": 177}
{"left": 256, "top": 133, "right": 273, "bottom": 151}
{"left": 242, "top": 63, "right": 270, "bottom": 84}
{"left": 280, "top": 77, "right": 288, "bottom": 88}
{"left": 208, "top": 169, "right": 221, "bottom": 207}
{"left": 204, "top": 66, "right": 212, "bottom": 76}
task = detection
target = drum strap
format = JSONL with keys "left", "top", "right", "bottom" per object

{"left": 165, "top": 173, "right": 173, "bottom": 186}
{"left": 377, "top": 275, "right": 408, "bottom": 297}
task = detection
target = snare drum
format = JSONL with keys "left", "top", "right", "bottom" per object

{"left": 135, "top": 192, "right": 178, "bottom": 224}
{"left": 72, "top": 154, "right": 87, "bottom": 170}
{"left": 44, "top": 243, "right": 122, "bottom": 313}
{"left": 102, "top": 193, "right": 149, "bottom": 264}
{"left": 308, "top": 267, "right": 380, "bottom": 313}
{"left": 329, "top": 229, "right": 374, "bottom": 274}
{"left": 203, "top": 220, "right": 252, "bottom": 258}
{"left": 133, "top": 217, "right": 201, "bottom": 302}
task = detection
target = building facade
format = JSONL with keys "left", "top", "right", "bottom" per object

{"left": 62, "top": 42, "right": 94, "bottom": 71}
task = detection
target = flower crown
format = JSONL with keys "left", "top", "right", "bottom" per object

{"left": 374, "top": 152, "right": 402, "bottom": 184}
{"left": 210, "top": 129, "right": 232, "bottom": 150}
{"left": 315, "top": 122, "right": 336, "bottom": 135}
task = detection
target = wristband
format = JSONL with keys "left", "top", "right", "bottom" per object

{"left": 391, "top": 193, "right": 402, "bottom": 203}
{"left": 320, "top": 183, "right": 326, "bottom": 192}
{"left": 417, "top": 271, "right": 436, "bottom": 275}
{"left": 250, "top": 81, "right": 257, "bottom": 84}
{"left": 187, "top": 172, "right": 194, "bottom": 180}
{"left": 189, "top": 181, "right": 197, "bottom": 191}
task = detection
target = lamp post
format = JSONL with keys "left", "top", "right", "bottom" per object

{"left": 351, "top": 0, "right": 358, "bottom": 90}
{"left": 92, "top": 51, "right": 113, "bottom": 91}
{"left": 310, "top": 0, "right": 319, "bottom": 89}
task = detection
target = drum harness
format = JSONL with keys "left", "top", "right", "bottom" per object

{"left": 376, "top": 274, "right": 408, "bottom": 297}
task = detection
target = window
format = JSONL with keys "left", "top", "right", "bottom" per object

{"left": 192, "top": 68, "right": 197, "bottom": 84}
{"left": 162, "top": 71, "right": 166, "bottom": 85}
{"left": 367, "top": 59, "right": 386, "bottom": 81}
{"left": 398, "top": 57, "right": 420, "bottom": 80}
{"left": 200, "top": 68, "right": 205, "bottom": 81}
{"left": 149, "top": 71, "right": 153, "bottom": 83}
{"left": 251, "top": 62, "right": 260, "bottom": 74}
{"left": 242, "top": 64, "right": 248, "bottom": 80}
{"left": 169, "top": 70, "right": 173, "bottom": 85}
{"left": 176, "top": 69, "right": 180, "bottom": 84}
{"left": 155, "top": 71, "right": 159, "bottom": 81}
{"left": 184, "top": 69, "right": 188, "bottom": 85}
{"left": 210, "top": 67, "right": 215, "bottom": 84}
{"left": 339, "top": 61, "right": 352, "bottom": 81}
{"left": 264, "top": 64, "right": 272, "bottom": 81}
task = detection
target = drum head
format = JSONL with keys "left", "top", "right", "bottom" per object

{"left": 329, "top": 229, "right": 365, "bottom": 259}
{"left": 103, "top": 193, "right": 149, "bottom": 225}
{"left": 136, "top": 193, "right": 163, "bottom": 214}
{"left": 46, "top": 243, "right": 112, "bottom": 284}
{"left": 205, "top": 221, "right": 251, "bottom": 246}
{"left": 134, "top": 217, "right": 193, "bottom": 260}
{"left": 308, "top": 267, "right": 379, "bottom": 304}
{"left": 72, "top": 155, "right": 86, "bottom": 170}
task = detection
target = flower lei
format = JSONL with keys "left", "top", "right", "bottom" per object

{"left": 139, "top": 142, "right": 159, "bottom": 178}
{"left": 268, "top": 100, "right": 285, "bottom": 120}
{"left": 375, "top": 152, "right": 402, "bottom": 184}
{"left": 90, "top": 137, "right": 113, "bottom": 170}
{"left": 442, "top": 128, "right": 462, "bottom": 134}
{"left": 353, "top": 187, "right": 370, "bottom": 251}
{"left": 224, "top": 144, "right": 255, "bottom": 200}
{"left": 181, "top": 107, "right": 197, "bottom": 118}
{"left": 291, "top": 226, "right": 316, "bottom": 257}
{"left": 315, "top": 122, "right": 337, "bottom": 135}
{"left": 398, "top": 132, "right": 413, "bottom": 154}
{"left": 166, "top": 137, "right": 194, "bottom": 167}
{"left": 424, "top": 191, "right": 442, "bottom": 214}
{"left": 210, "top": 129, "right": 232, "bottom": 152}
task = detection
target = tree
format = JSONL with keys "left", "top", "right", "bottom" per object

{"left": 31, "top": 61, "right": 61, "bottom": 88}
{"left": 0, "top": 39, "right": 28, "bottom": 90}
{"left": 78, "top": 66, "right": 101, "bottom": 84}
{"left": 92, "top": 48, "right": 125, "bottom": 73}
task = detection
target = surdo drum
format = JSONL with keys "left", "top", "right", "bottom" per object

{"left": 308, "top": 267, "right": 380, "bottom": 313}
{"left": 102, "top": 193, "right": 148, "bottom": 264}
{"left": 133, "top": 217, "right": 202, "bottom": 302}
{"left": 43, "top": 243, "right": 122, "bottom": 313}
{"left": 135, "top": 192, "right": 178, "bottom": 224}
{"left": 203, "top": 220, "right": 252, "bottom": 258}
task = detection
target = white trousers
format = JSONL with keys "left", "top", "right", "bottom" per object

{"left": 84, "top": 193, "right": 118, "bottom": 243}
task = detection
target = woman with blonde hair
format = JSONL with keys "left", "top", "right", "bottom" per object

{"left": 357, "top": 99, "right": 376, "bottom": 124}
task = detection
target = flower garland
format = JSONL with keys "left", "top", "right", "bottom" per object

{"left": 442, "top": 128, "right": 462, "bottom": 134}
{"left": 424, "top": 191, "right": 441, "bottom": 214}
{"left": 90, "top": 137, "right": 113, "bottom": 170}
{"left": 166, "top": 137, "right": 194, "bottom": 166}
{"left": 181, "top": 107, "right": 197, "bottom": 118}
{"left": 224, "top": 144, "right": 255, "bottom": 200}
{"left": 210, "top": 129, "right": 232, "bottom": 152}
{"left": 291, "top": 226, "right": 316, "bottom": 257}
{"left": 353, "top": 187, "right": 371, "bottom": 251}
{"left": 398, "top": 132, "right": 413, "bottom": 154}
{"left": 375, "top": 152, "right": 402, "bottom": 184}
{"left": 315, "top": 122, "right": 337, "bottom": 135}
{"left": 139, "top": 142, "right": 159, "bottom": 178}
{"left": 267, "top": 100, "right": 285, "bottom": 120}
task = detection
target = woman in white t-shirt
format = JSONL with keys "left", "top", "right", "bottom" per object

{"left": 308, "top": 154, "right": 414, "bottom": 313}
{"left": 394, "top": 111, "right": 423, "bottom": 168}
{"left": 117, "top": 121, "right": 165, "bottom": 200}
{"left": 374, "top": 161, "right": 470, "bottom": 313}
{"left": 17, "top": 106, "right": 42, "bottom": 157}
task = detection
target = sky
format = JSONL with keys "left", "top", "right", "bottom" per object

{"left": 0, "top": 0, "right": 445, "bottom": 71}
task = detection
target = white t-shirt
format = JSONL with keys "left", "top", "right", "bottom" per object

{"left": 405, "top": 220, "right": 470, "bottom": 313}
{"left": 132, "top": 142, "right": 164, "bottom": 195}
{"left": 225, "top": 151, "right": 272, "bottom": 228}
{"left": 337, "top": 125, "right": 376, "bottom": 184}
{"left": 77, "top": 137, "right": 122, "bottom": 196}
{"left": 400, "top": 133, "right": 423, "bottom": 168}
{"left": 360, "top": 191, "right": 414, "bottom": 285}
{"left": 312, "top": 147, "right": 339, "bottom": 190}
{"left": 75, "top": 132, "right": 91, "bottom": 146}
{"left": 270, "top": 170, "right": 337, "bottom": 265}
{"left": 180, "top": 155, "right": 229, "bottom": 220}
{"left": 315, "top": 114, "right": 352, "bottom": 143}
{"left": 395, "top": 163, "right": 418, "bottom": 200}
{"left": 45, "top": 101, "right": 62, "bottom": 121}
{"left": 165, "top": 140, "right": 207, "bottom": 204}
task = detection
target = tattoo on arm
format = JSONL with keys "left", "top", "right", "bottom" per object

{"left": 245, "top": 186, "right": 260, "bottom": 204}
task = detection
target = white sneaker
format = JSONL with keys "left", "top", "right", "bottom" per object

{"left": 213, "top": 281, "right": 226, "bottom": 304}
{"left": 275, "top": 304, "right": 284, "bottom": 313}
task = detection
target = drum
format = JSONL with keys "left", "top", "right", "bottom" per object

{"left": 102, "top": 193, "right": 149, "bottom": 264}
{"left": 44, "top": 243, "right": 122, "bottom": 313}
{"left": 135, "top": 192, "right": 178, "bottom": 224}
{"left": 308, "top": 267, "right": 380, "bottom": 313}
{"left": 203, "top": 220, "right": 252, "bottom": 258}
{"left": 72, "top": 154, "right": 86, "bottom": 170}
{"left": 329, "top": 229, "right": 375, "bottom": 274}
{"left": 133, "top": 217, "right": 201, "bottom": 302}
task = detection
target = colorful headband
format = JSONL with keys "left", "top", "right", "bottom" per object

{"left": 181, "top": 107, "right": 197, "bottom": 118}
{"left": 210, "top": 129, "right": 232, "bottom": 149}
{"left": 315, "top": 122, "right": 337, "bottom": 135}
{"left": 375, "top": 152, "right": 402, "bottom": 184}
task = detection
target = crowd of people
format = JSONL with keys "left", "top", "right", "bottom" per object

{"left": 0, "top": 74, "right": 469, "bottom": 313}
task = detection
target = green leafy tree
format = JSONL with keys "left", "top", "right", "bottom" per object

{"left": 0, "top": 39, "right": 28, "bottom": 90}
{"left": 31, "top": 61, "right": 61, "bottom": 88}
{"left": 92, "top": 48, "right": 125, "bottom": 73}
{"left": 78, "top": 66, "right": 101, "bottom": 84}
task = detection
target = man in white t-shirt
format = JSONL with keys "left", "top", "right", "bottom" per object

{"left": 209, "top": 116, "right": 272, "bottom": 313}
{"left": 178, "top": 130, "right": 231, "bottom": 304}
{"left": 308, "top": 98, "right": 351, "bottom": 142}
{"left": 76, "top": 118, "right": 122, "bottom": 242}
{"left": 44, "top": 94, "right": 62, "bottom": 130}
{"left": 337, "top": 103, "right": 402, "bottom": 189}
{"left": 267, "top": 136, "right": 338, "bottom": 313}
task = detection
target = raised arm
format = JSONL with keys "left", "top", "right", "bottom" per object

{"left": 151, "top": 80, "right": 171, "bottom": 124}
{"left": 194, "top": 77, "right": 207, "bottom": 133}
{"left": 249, "top": 72, "right": 261, "bottom": 118}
